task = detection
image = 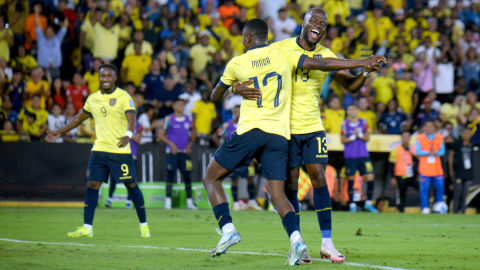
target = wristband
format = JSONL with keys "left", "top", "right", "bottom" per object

{"left": 125, "top": 130, "right": 133, "bottom": 139}
{"left": 358, "top": 133, "right": 364, "bottom": 139}
{"left": 349, "top": 135, "right": 357, "bottom": 141}
{"left": 363, "top": 71, "right": 370, "bottom": 77}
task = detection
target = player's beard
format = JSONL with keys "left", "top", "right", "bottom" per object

{"left": 302, "top": 28, "right": 323, "bottom": 48}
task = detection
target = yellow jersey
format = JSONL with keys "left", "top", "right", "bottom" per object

{"left": 83, "top": 88, "right": 136, "bottom": 154}
{"left": 83, "top": 70, "right": 100, "bottom": 94}
{"left": 219, "top": 44, "right": 305, "bottom": 139}
{"left": 270, "top": 38, "right": 336, "bottom": 134}
{"left": 18, "top": 106, "right": 49, "bottom": 126}
{"left": 396, "top": 80, "right": 416, "bottom": 114}
{"left": 323, "top": 108, "right": 345, "bottom": 134}
{"left": 372, "top": 76, "right": 395, "bottom": 105}
{"left": 357, "top": 110, "right": 377, "bottom": 133}
{"left": 121, "top": 54, "right": 152, "bottom": 87}
{"left": 192, "top": 100, "right": 217, "bottom": 135}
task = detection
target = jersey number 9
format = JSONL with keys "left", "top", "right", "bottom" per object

{"left": 249, "top": 71, "right": 283, "bottom": 108}
{"left": 101, "top": 107, "right": 107, "bottom": 117}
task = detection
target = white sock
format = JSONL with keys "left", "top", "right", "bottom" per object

{"left": 222, "top": 223, "right": 236, "bottom": 234}
{"left": 187, "top": 198, "right": 193, "bottom": 204}
{"left": 322, "top": 238, "right": 333, "bottom": 246}
{"left": 165, "top": 197, "right": 171, "bottom": 203}
{"left": 83, "top": 224, "right": 93, "bottom": 230}
{"left": 290, "top": 231, "right": 301, "bottom": 246}
{"left": 365, "top": 200, "right": 372, "bottom": 206}
{"left": 349, "top": 202, "right": 356, "bottom": 208}
{"left": 140, "top": 222, "right": 148, "bottom": 226}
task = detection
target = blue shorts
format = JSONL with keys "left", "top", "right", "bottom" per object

{"left": 86, "top": 151, "right": 137, "bottom": 183}
{"left": 344, "top": 157, "right": 373, "bottom": 176}
{"left": 230, "top": 165, "right": 255, "bottom": 178}
{"left": 166, "top": 153, "right": 192, "bottom": 173}
{"left": 213, "top": 128, "right": 288, "bottom": 181}
{"left": 288, "top": 131, "right": 328, "bottom": 168}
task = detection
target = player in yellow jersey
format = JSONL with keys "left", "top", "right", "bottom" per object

{"left": 46, "top": 64, "right": 150, "bottom": 238}
{"left": 203, "top": 18, "right": 385, "bottom": 265}
{"left": 239, "top": 8, "right": 384, "bottom": 264}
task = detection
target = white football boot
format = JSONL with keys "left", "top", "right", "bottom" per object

{"left": 285, "top": 238, "right": 308, "bottom": 265}
{"left": 210, "top": 228, "right": 242, "bottom": 258}
{"left": 247, "top": 200, "right": 263, "bottom": 211}
{"left": 321, "top": 243, "right": 345, "bottom": 263}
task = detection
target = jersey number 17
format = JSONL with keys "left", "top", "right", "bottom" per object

{"left": 249, "top": 72, "right": 283, "bottom": 108}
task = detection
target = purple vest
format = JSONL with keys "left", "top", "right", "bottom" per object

{"left": 342, "top": 118, "right": 369, "bottom": 159}
{"left": 225, "top": 120, "right": 238, "bottom": 139}
{"left": 165, "top": 114, "right": 192, "bottom": 152}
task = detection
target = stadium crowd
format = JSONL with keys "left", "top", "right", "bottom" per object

{"left": 0, "top": 0, "right": 479, "bottom": 212}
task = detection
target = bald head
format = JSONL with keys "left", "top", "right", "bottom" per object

{"left": 304, "top": 8, "right": 328, "bottom": 24}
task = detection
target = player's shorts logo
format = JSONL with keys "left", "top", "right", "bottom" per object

{"left": 110, "top": 98, "right": 116, "bottom": 106}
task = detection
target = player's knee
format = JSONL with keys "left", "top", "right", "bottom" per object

{"left": 87, "top": 181, "right": 101, "bottom": 189}
{"left": 125, "top": 181, "right": 137, "bottom": 189}
{"left": 310, "top": 173, "right": 327, "bottom": 188}
{"left": 231, "top": 178, "right": 238, "bottom": 185}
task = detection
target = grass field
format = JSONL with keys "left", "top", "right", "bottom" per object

{"left": 1, "top": 207, "right": 479, "bottom": 270}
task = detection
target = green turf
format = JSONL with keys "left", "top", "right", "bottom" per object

{"left": 0, "top": 207, "right": 479, "bottom": 269}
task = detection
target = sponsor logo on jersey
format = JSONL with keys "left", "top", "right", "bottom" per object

{"left": 313, "top": 54, "right": 322, "bottom": 58}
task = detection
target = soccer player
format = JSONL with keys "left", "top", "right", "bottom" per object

{"left": 212, "top": 105, "right": 263, "bottom": 211}
{"left": 203, "top": 18, "right": 385, "bottom": 265}
{"left": 413, "top": 120, "right": 445, "bottom": 214}
{"left": 240, "top": 8, "right": 383, "bottom": 263}
{"left": 341, "top": 103, "right": 379, "bottom": 213}
{"left": 46, "top": 64, "right": 150, "bottom": 238}
{"left": 159, "top": 99, "right": 197, "bottom": 210}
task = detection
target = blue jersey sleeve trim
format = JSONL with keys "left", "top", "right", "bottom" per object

{"left": 83, "top": 109, "right": 92, "bottom": 117}
{"left": 330, "top": 70, "right": 341, "bottom": 79}
{"left": 297, "top": 54, "right": 307, "bottom": 69}
{"left": 218, "top": 80, "right": 230, "bottom": 89}
{"left": 124, "top": 110, "right": 136, "bottom": 114}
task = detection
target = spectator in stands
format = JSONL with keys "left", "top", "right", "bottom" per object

{"left": 379, "top": 99, "right": 407, "bottom": 135}
{"left": 34, "top": 6, "right": 68, "bottom": 79}
{"left": 0, "top": 57, "right": 12, "bottom": 82}
{"left": 0, "top": 120, "right": 20, "bottom": 142}
{"left": 159, "top": 99, "right": 197, "bottom": 210}
{"left": 0, "top": 15, "right": 14, "bottom": 62}
{"left": 357, "top": 97, "right": 377, "bottom": 134}
{"left": 4, "top": 69, "right": 25, "bottom": 113}
{"left": 323, "top": 95, "right": 345, "bottom": 134}
{"left": 218, "top": 0, "right": 240, "bottom": 30}
{"left": 47, "top": 77, "right": 66, "bottom": 110}
{"left": 459, "top": 47, "right": 480, "bottom": 93}
{"left": 414, "top": 120, "right": 446, "bottom": 214}
{"left": 389, "top": 131, "right": 418, "bottom": 213}
{"left": 155, "top": 75, "right": 183, "bottom": 119}
{"left": 17, "top": 94, "right": 48, "bottom": 140}
{"left": 365, "top": 5, "right": 394, "bottom": 46}
{"left": 415, "top": 98, "right": 439, "bottom": 129}
{"left": 25, "top": 67, "right": 49, "bottom": 109}
{"left": 76, "top": 115, "right": 95, "bottom": 144}
{"left": 46, "top": 103, "right": 65, "bottom": 143}
{"left": 179, "top": 80, "right": 201, "bottom": 119}
{"left": 372, "top": 66, "right": 396, "bottom": 105}
{"left": 433, "top": 37, "right": 456, "bottom": 103}
{"left": 1, "top": 97, "right": 18, "bottom": 127}
{"left": 24, "top": 2, "right": 47, "bottom": 51}
{"left": 272, "top": 8, "right": 296, "bottom": 42}
{"left": 395, "top": 69, "right": 416, "bottom": 115}
{"left": 463, "top": 108, "right": 480, "bottom": 146}
{"left": 464, "top": 91, "right": 480, "bottom": 115}
{"left": 137, "top": 104, "right": 160, "bottom": 144}
{"left": 62, "top": 102, "right": 76, "bottom": 142}
{"left": 189, "top": 30, "right": 216, "bottom": 75}
{"left": 11, "top": 45, "right": 38, "bottom": 75}
{"left": 83, "top": 58, "right": 101, "bottom": 95}
{"left": 121, "top": 42, "right": 152, "bottom": 87}
{"left": 125, "top": 30, "right": 154, "bottom": 57}
{"left": 449, "top": 128, "right": 474, "bottom": 214}
{"left": 414, "top": 36, "right": 440, "bottom": 64}
{"left": 93, "top": 14, "right": 120, "bottom": 62}
{"left": 439, "top": 95, "right": 464, "bottom": 129}
{"left": 412, "top": 52, "right": 435, "bottom": 102}
{"left": 141, "top": 59, "right": 165, "bottom": 102}
{"left": 79, "top": 8, "right": 103, "bottom": 54}
{"left": 192, "top": 87, "right": 216, "bottom": 136}
{"left": 66, "top": 72, "right": 89, "bottom": 113}
{"left": 323, "top": 0, "right": 350, "bottom": 27}
{"left": 117, "top": 13, "right": 132, "bottom": 53}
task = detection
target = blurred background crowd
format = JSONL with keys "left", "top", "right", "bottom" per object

{"left": 0, "top": 0, "right": 479, "bottom": 146}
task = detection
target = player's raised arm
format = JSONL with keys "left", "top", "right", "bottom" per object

{"left": 301, "top": 55, "right": 386, "bottom": 72}
{"left": 45, "top": 110, "right": 90, "bottom": 143}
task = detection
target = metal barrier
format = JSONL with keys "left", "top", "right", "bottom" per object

{"left": 141, "top": 151, "right": 154, "bottom": 183}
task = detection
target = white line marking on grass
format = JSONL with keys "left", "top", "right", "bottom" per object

{"left": 0, "top": 238, "right": 418, "bottom": 270}
{"left": 374, "top": 224, "right": 480, "bottom": 227}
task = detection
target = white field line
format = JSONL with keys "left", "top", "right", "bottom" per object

{"left": 0, "top": 238, "right": 418, "bottom": 270}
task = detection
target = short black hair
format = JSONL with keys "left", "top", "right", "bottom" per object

{"left": 32, "top": 94, "right": 41, "bottom": 100}
{"left": 142, "top": 103, "right": 154, "bottom": 113}
{"left": 125, "top": 81, "right": 135, "bottom": 88}
{"left": 347, "top": 102, "right": 358, "bottom": 108}
{"left": 244, "top": 18, "right": 268, "bottom": 41}
{"left": 99, "top": 64, "right": 118, "bottom": 75}
{"left": 423, "top": 119, "right": 435, "bottom": 126}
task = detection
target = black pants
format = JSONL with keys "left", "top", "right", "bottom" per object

{"left": 396, "top": 176, "right": 419, "bottom": 212}
{"left": 453, "top": 178, "right": 472, "bottom": 214}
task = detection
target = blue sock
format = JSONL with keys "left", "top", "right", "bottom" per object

{"left": 420, "top": 176, "right": 431, "bottom": 209}
{"left": 347, "top": 180, "right": 354, "bottom": 204}
{"left": 282, "top": 211, "right": 299, "bottom": 237}
{"left": 108, "top": 177, "right": 116, "bottom": 198}
{"left": 184, "top": 172, "right": 192, "bottom": 198}
{"left": 128, "top": 185, "right": 147, "bottom": 223}
{"left": 286, "top": 189, "right": 300, "bottom": 228}
{"left": 433, "top": 176, "right": 444, "bottom": 203}
{"left": 313, "top": 186, "right": 332, "bottom": 239}
{"left": 213, "top": 203, "right": 232, "bottom": 228}
{"left": 247, "top": 183, "right": 255, "bottom": 200}
{"left": 367, "top": 181, "right": 374, "bottom": 201}
{"left": 83, "top": 187, "right": 99, "bottom": 225}
{"left": 231, "top": 184, "right": 238, "bottom": 202}
{"left": 166, "top": 171, "right": 175, "bottom": 197}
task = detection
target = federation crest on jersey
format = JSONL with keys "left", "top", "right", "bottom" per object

{"left": 313, "top": 54, "right": 322, "bottom": 58}
{"left": 110, "top": 98, "right": 116, "bottom": 106}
